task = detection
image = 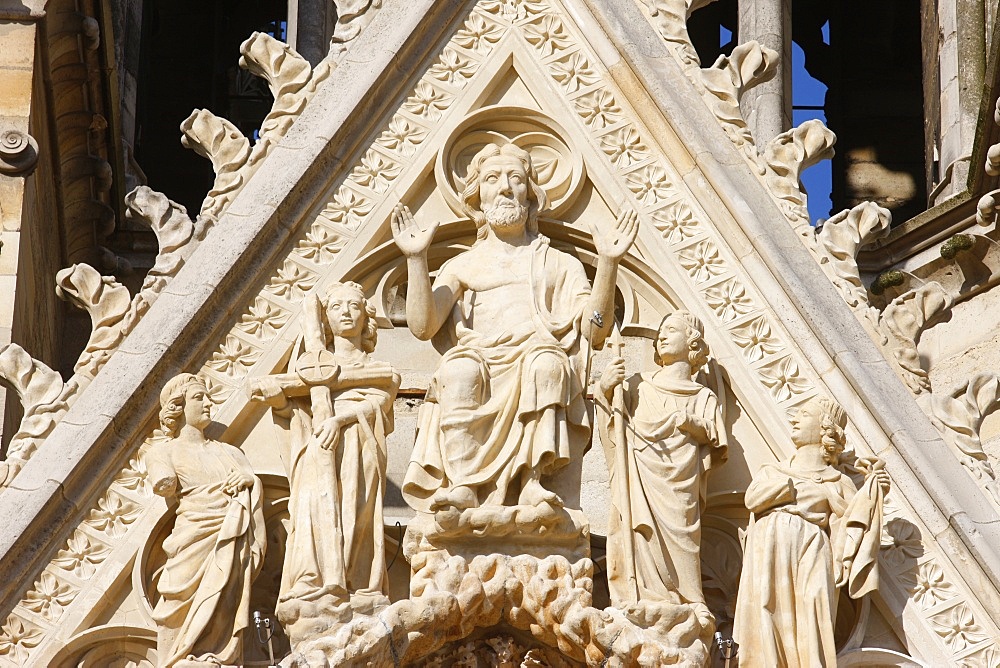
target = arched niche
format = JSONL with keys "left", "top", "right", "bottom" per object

{"left": 48, "top": 624, "right": 156, "bottom": 668}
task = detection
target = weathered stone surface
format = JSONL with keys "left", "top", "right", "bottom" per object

{"left": 2, "top": 1, "right": 1000, "bottom": 667}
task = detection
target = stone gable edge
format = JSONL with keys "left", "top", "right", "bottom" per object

{"left": 0, "top": 0, "right": 998, "bottom": 657}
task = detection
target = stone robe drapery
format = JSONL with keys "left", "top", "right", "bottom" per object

{"left": 598, "top": 372, "right": 727, "bottom": 606}
{"left": 733, "top": 463, "right": 882, "bottom": 667}
{"left": 146, "top": 440, "right": 266, "bottom": 667}
{"left": 402, "top": 236, "right": 591, "bottom": 511}
{"left": 272, "top": 359, "right": 394, "bottom": 606}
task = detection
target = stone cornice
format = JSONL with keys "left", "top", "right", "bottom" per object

{"left": 0, "top": 1, "right": 45, "bottom": 20}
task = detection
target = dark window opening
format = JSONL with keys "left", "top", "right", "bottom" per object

{"left": 805, "top": 0, "right": 926, "bottom": 226}
{"left": 133, "top": 0, "right": 288, "bottom": 218}
{"left": 688, "top": 0, "right": 739, "bottom": 66}
{"left": 793, "top": 20, "right": 832, "bottom": 223}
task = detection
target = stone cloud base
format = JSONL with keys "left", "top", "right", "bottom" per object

{"left": 282, "top": 511, "right": 711, "bottom": 667}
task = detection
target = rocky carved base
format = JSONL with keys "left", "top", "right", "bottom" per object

{"left": 277, "top": 589, "right": 390, "bottom": 648}
{"left": 281, "top": 507, "right": 711, "bottom": 667}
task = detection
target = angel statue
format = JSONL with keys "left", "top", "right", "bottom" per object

{"left": 247, "top": 281, "right": 399, "bottom": 639}
{"left": 597, "top": 311, "right": 727, "bottom": 628}
{"left": 733, "top": 395, "right": 891, "bottom": 667}
{"left": 145, "top": 373, "right": 267, "bottom": 667}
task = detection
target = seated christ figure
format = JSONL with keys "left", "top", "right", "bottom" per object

{"left": 394, "top": 142, "right": 637, "bottom": 512}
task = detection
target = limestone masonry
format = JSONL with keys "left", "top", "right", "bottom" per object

{"left": 2, "top": 0, "right": 1000, "bottom": 666}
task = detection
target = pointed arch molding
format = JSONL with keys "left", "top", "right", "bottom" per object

{"left": 1, "top": 0, "right": 999, "bottom": 664}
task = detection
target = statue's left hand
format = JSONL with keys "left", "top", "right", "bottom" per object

{"left": 223, "top": 470, "right": 252, "bottom": 496}
{"left": 856, "top": 457, "right": 890, "bottom": 495}
{"left": 314, "top": 416, "right": 345, "bottom": 451}
{"left": 591, "top": 207, "right": 639, "bottom": 261}
{"left": 246, "top": 376, "right": 287, "bottom": 408}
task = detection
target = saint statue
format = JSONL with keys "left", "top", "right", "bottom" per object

{"left": 145, "top": 373, "right": 266, "bottom": 667}
{"left": 393, "top": 141, "right": 638, "bottom": 512}
{"left": 596, "top": 311, "right": 727, "bottom": 626}
{"left": 732, "top": 396, "right": 891, "bottom": 667}
{"left": 247, "top": 281, "right": 399, "bottom": 628}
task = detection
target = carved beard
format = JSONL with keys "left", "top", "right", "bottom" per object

{"left": 484, "top": 198, "right": 529, "bottom": 229}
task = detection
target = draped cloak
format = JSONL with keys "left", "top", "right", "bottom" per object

{"left": 146, "top": 440, "right": 266, "bottom": 667}
{"left": 732, "top": 462, "right": 883, "bottom": 667}
{"left": 597, "top": 372, "right": 727, "bottom": 607}
{"left": 271, "top": 354, "right": 395, "bottom": 608}
{"left": 402, "top": 236, "right": 592, "bottom": 511}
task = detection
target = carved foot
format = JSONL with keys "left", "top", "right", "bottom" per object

{"left": 430, "top": 485, "right": 477, "bottom": 511}
{"left": 692, "top": 602, "right": 715, "bottom": 634}
{"left": 518, "top": 477, "right": 563, "bottom": 508}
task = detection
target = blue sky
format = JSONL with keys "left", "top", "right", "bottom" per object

{"left": 792, "top": 34, "right": 832, "bottom": 224}
{"left": 722, "top": 22, "right": 833, "bottom": 225}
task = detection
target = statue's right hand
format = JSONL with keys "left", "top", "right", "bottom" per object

{"left": 246, "top": 376, "right": 284, "bottom": 405}
{"left": 599, "top": 356, "right": 626, "bottom": 395}
{"left": 222, "top": 469, "right": 250, "bottom": 496}
{"left": 391, "top": 204, "right": 438, "bottom": 257}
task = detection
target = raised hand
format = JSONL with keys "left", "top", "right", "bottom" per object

{"left": 391, "top": 204, "right": 438, "bottom": 258}
{"left": 857, "top": 457, "right": 890, "bottom": 495}
{"left": 591, "top": 207, "right": 639, "bottom": 262}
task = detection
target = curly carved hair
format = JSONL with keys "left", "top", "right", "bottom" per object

{"left": 158, "top": 373, "right": 207, "bottom": 438}
{"left": 323, "top": 281, "right": 378, "bottom": 353}
{"left": 807, "top": 395, "right": 848, "bottom": 465}
{"left": 461, "top": 143, "right": 548, "bottom": 241}
{"left": 653, "top": 310, "right": 710, "bottom": 373}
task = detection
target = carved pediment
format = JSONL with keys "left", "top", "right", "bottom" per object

{"left": 2, "top": 1, "right": 1000, "bottom": 666}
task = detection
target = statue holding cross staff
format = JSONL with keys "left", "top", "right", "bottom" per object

{"left": 246, "top": 281, "right": 400, "bottom": 641}
{"left": 596, "top": 311, "right": 727, "bottom": 629}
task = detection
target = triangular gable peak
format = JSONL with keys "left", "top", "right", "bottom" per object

{"left": 2, "top": 0, "right": 1000, "bottom": 664}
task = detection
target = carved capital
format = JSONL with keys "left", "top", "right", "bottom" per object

{"left": 0, "top": 0, "right": 46, "bottom": 20}
{"left": 0, "top": 129, "right": 39, "bottom": 177}
{"left": 976, "top": 190, "right": 1000, "bottom": 227}
{"left": 986, "top": 98, "right": 1000, "bottom": 176}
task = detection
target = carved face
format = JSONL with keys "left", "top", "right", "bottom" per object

{"left": 656, "top": 315, "right": 690, "bottom": 365}
{"left": 183, "top": 382, "right": 212, "bottom": 431}
{"left": 478, "top": 154, "right": 529, "bottom": 228}
{"left": 790, "top": 400, "right": 824, "bottom": 448}
{"left": 326, "top": 285, "right": 366, "bottom": 338}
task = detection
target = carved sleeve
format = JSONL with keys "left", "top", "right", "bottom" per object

{"left": 743, "top": 466, "right": 795, "bottom": 514}
{"left": 708, "top": 391, "right": 728, "bottom": 464}
{"left": 145, "top": 443, "right": 178, "bottom": 498}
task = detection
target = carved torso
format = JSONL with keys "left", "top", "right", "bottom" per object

{"left": 445, "top": 241, "right": 545, "bottom": 344}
